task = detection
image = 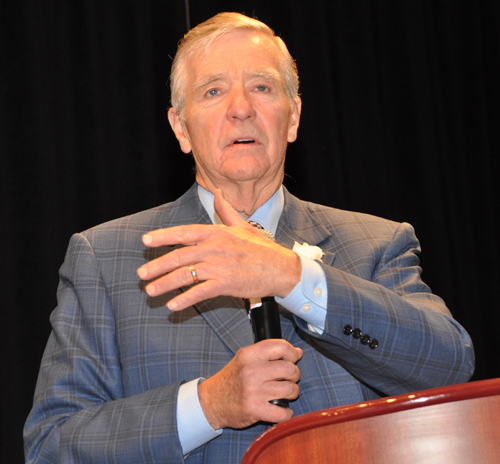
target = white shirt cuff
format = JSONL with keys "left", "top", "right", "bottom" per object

{"left": 177, "top": 378, "right": 222, "bottom": 455}
{"left": 275, "top": 254, "right": 327, "bottom": 334}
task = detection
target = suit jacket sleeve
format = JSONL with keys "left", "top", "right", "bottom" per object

{"left": 293, "top": 221, "right": 474, "bottom": 396}
{"left": 24, "top": 233, "right": 186, "bottom": 464}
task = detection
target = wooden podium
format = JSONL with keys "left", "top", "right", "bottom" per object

{"left": 242, "top": 379, "right": 500, "bottom": 464}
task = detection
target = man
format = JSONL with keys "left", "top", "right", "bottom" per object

{"left": 24, "top": 12, "right": 474, "bottom": 464}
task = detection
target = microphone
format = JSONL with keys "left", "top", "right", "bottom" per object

{"left": 246, "top": 297, "right": 283, "bottom": 341}
{"left": 244, "top": 222, "right": 289, "bottom": 409}
{"left": 244, "top": 297, "right": 288, "bottom": 408}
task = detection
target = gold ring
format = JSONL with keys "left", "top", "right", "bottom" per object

{"left": 189, "top": 266, "right": 199, "bottom": 283}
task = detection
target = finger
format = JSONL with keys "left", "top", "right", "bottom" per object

{"left": 144, "top": 262, "right": 205, "bottom": 297}
{"left": 214, "top": 188, "right": 252, "bottom": 228}
{"left": 258, "top": 399, "right": 295, "bottom": 424}
{"left": 261, "top": 360, "right": 301, "bottom": 384}
{"left": 266, "top": 378, "right": 301, "bottom": 400}
{"left": 253, "top": 339, "right": 303, "bottom": 364}
{"left": 141, "top": 224, "right": 214, "bottom": 248}
{"left": 166, "top": 280, "right": 224, "bottom": 311}
{"left": 138, "top": 243, "right": 216, "bottom": 281}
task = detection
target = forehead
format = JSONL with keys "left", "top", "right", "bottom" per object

{"left": 186, "top": 30, "right": 284, "bottom": 81}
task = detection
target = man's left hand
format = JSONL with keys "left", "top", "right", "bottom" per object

{"left": 137, "top": 189, "right": 302, "bottom": 311}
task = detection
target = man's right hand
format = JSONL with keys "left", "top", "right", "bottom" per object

{"left": 137, "top": 189, "right": 302, "bottom": 311}
{"left": 198, "top": 339, "right": 303, "bottom": 430}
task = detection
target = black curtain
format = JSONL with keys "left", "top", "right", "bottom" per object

{"left": 2, "top": 1, "right": 499, "bottom": 462}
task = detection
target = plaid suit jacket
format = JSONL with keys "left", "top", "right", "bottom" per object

{"left": 25, "top": 183, "right": 474, "bottom": 463}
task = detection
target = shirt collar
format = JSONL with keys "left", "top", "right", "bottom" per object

{"left": 197, "top": 184, "right": 284, "bottom": 236}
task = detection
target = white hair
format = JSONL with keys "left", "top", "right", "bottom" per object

{"left": 170, "top": 12, "right": 299, "bottom": 119}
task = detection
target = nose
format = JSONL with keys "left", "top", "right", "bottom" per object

{"left": 227, "top": 85, "right": 256, "bottom": 121}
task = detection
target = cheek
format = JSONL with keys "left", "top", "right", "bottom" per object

{"left": 273, "top": 117, "right": 293, "bottom": 149}
{"left": 195, "top": 115, "right": 221, "bottom": 144}
{"left": 267, "top": 106, "right": 293, "bottom": 137}
{"left": 185, "top": 120, "right": 213, "bottom": 152}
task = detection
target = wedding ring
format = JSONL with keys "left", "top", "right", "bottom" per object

{"left": 189, "top": 266, "right": 199, "bottom": 283}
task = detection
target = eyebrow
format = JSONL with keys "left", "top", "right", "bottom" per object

{"left": 192, "top": 69, "right": 283, "bottom": 95}
{"left": 192, "top": 73, "right": 225, "bottom": 93}
{"left": 249, "top": 70, "right": 282, "bottom": 83}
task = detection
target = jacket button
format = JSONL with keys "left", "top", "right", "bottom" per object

{"left": 360, "top": 334, "right": 370, "bottom": 345}
{"left": 369, "top": 339, "right": 379, "bottom": 350}
{"left": 352, "top": 328, "right": 362, "bottom": 339}
{"left": 343, "top": 324, "right": 353, "bottom": 335}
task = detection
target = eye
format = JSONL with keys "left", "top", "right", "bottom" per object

{"left": 207, "top": 88, "right": 220, "bottom": 97}
{"left": 255, "top": 85, "right": 269, "bottom": 92}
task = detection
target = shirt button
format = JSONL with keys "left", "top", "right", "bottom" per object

{"left": 314, "top": 287, "right": 322, "bottom": 297}
{"left": 302, "top": 303, "right": 312, "bottom": 312}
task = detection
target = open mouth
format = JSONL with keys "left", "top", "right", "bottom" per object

{"left": 233, "top": 139, "right": 255, "bottom": 144}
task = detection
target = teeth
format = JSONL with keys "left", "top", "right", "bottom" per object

{"left": 234, "top": 139, "right": 254, "bottom": 144}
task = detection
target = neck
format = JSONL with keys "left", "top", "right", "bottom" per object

{"left": 196, "top": 174, "right": 282, "bottom": 217}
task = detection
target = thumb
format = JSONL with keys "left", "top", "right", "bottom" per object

{"left": 214, "top": 189, "right": 249, "bottom": 227}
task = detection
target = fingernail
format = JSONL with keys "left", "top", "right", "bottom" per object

{"left": 167, "top": 300, "right": 178, "bottom": 311}
{"left": 142, "top": 234, "right": 152, "bottom": 245}
{"left": 137, "top": 267, "right": 147, "bottom": 279}
{"left": 145, "top": 284, "right": 155, "bottom": 296}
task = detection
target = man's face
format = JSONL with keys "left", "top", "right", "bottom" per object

{"left": 168, "top": 30, "right": 301, "bottom": 192}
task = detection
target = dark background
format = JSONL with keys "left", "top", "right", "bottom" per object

{"left": 1, "top": 1, "right": 499, "bottom": 462}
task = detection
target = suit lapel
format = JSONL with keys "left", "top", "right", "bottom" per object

{"left": 192, "top": 296, "right": 254, "bottom": 354}
{"left": 276, "top": 189, "right": 337, "bottom": 268}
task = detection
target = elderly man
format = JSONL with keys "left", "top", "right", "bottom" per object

{"left": 25, "top": 12, "right": 474, "bottom": 464}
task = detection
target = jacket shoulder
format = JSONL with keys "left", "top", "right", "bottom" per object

{"left": 284, "top": 190, "right": 404, "bottom": 239}
{"left": 85, "top": 184, "right": 202, "bottom": 231}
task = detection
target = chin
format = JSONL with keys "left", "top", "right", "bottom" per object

{"left": 223, "top": 161, "right": 268, "bottom": 181}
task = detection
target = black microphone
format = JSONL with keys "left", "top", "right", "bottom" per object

{"left": 244, "top": 221, "right": 288, "bottom": 408}
{"left": 245, "top": 296, "right": 289, "bottom": 409}
{"left": 247, "top": 297, "right": 282, "bottom": 341}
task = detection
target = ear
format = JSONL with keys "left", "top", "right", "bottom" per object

{"left": 168, "top": 107, "right": 192, "bottom": 154}
{"left": 287, "top": 96, "right": 302, "bottom": 143}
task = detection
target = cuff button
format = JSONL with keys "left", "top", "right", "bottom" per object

{"left": 301, "top": 303, "right": 312, "bottom": 312}
{"left": 352, "top": 328, "right": 362, "bottom": 339}
{"left": 343, "top": 324, "right": 353, "bottom": 335}
{"left": 360, "top": 334, "right": 370, "bottom": 345}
